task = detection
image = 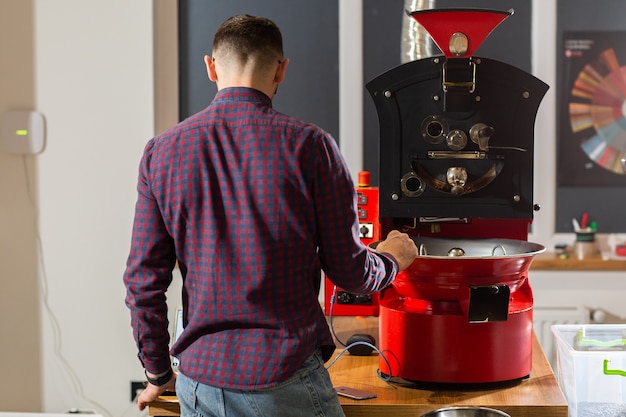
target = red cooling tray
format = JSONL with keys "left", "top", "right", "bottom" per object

{"left": 407, "top": 8, "right": 513, "bottom": 58}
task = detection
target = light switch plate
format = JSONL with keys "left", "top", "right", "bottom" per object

{"left": 1, "top": 110, "right": 46, "bottom": 154}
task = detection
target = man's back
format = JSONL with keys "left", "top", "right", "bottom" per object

{"left": 126, "top": 15, "right": 417, "bottom": 416}
{"left": 134, "top": 87, "right": 355, "bottom": 389}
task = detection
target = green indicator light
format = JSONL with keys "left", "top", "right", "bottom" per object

{"left": 16, "top": 129, "right": 28, "bottom": 136}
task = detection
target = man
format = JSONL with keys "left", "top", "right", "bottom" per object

{"left": 124, "top": 14, "right": 418, "bottom": 417}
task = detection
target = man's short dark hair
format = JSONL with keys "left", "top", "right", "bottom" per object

{"left": 213, "top": 15, "right": 284, "bottom": 69}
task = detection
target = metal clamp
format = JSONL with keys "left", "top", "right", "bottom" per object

{"left": 442, "top": 59, "right": 476, "bottom": 93}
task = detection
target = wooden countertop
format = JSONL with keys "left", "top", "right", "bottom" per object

{"left": 327, "top": 316, "right": 567, "bottom": 417}
{"left": 530, "top": 251, "right": 626, "bottom": 271}
{"left": 149, "top": 316, "right": 567, "bottom": 417}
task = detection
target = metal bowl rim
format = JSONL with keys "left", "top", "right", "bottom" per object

{"left": 421, "top": 406, "right": 510, "bottom": 417}
{"left": 370, "top": 237, "right": 546, "bottom": 259}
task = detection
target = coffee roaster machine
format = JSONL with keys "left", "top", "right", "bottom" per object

{"left": 326, "top": 8, "right": 549, "bottom": 385}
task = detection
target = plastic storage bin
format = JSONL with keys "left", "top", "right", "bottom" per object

{"left": 552, "top": 324, "right": 626, "bottom": 417}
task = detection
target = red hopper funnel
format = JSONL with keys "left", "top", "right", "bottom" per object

{"left": 407, "top": 8, "right": 513, "bottom": 58}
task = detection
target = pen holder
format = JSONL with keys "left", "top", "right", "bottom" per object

{"left": 573, "top": 231, "right": 598, "bottom": 260}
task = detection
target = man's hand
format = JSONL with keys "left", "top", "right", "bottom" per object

{"left": 137, "top": 373, "right": 177, "bottom": 411}
{"left": 374, "top": 230, "right": 419, "bottom": 271}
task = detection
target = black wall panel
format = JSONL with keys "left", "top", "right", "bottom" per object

{"left": 178, "top": 0, "right": 339, "bottom": 140}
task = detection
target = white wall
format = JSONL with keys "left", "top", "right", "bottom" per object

{"left": 33, "top": 0, "right": 159, "bottom": 415}
{"left": 529, "top": 0, "right": 557, "bottom": 248}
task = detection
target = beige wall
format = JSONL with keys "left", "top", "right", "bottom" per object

{"left": 0, "top": 0, "right": 42, "bottom": 411}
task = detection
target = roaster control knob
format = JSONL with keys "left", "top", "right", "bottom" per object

{"left": 469, "top": 123, "right": 495, "bottom": 151}
{"left": 446, "top": 167, "right": 467, "bottom": 195}
{"left": 534, "top": 204, "right": 541, "bottom": 211}
{"left": 446, "top": 129, "right": 467, "bottom": 151}
{"left": 337, "top": 292, "right": 352, "bottom": 304}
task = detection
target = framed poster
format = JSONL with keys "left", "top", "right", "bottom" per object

{"left": 558, "top": 31, "right": 626, "bottom": 186}
{"left": 555, "top": 0, "right": 626, "bottom": 233}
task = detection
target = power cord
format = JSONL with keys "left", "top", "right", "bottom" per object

{"left": 326, "top": 285, "right": 393, "bottom": 381}
{"left": 328, "top": 284, "right": 346, "bottom": 347}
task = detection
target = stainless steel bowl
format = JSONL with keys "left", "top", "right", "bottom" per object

{"left": 370, "top": 236, "right": 545, "bottom": 300}
{"left": 421, "top": 407, "right": 510, "bottom": 417}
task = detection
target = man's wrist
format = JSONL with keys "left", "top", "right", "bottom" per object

{"left": 145, "top": 368, "right": 173, "bottom": 386}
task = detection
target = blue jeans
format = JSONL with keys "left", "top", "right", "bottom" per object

{"left": 176, "top": 350, "right": 346, "bottom": 417}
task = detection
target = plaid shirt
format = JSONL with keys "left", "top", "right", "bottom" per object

{"left": 124, "top": 87, "right": 397, "bottom": 390}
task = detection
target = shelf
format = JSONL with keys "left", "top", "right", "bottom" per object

{"left": 530, "top": 252, "right": 626, "bottom": 271}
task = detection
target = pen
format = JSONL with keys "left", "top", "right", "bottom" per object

{"left": 580, "top": 212, "right": 588, "bottom": 230}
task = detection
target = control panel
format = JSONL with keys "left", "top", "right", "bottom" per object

{"left": 324, "top": 172, "right": 380, "bottom": 316}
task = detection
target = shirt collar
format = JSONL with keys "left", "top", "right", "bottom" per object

{"left": 213, "top": 87, "right": 273, "bottom": 107}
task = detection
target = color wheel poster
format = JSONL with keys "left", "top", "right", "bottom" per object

{"left": 558, "top": 31, "right": 626, "bottom": 186}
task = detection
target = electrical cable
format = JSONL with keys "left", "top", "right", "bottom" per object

{"left": 325, "top": 341, "right": 393, "bottom": 382}
{"left": 328, "top": 285, "right": 346, "bottom": 347}
{"left": 326, "top": 284, "right": 393, "bottom": 381}
{"left": 23, "top": 155, "right": 115, "bottom": 417}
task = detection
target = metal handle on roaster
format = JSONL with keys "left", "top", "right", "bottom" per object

{"left": 492, "top": 244, "right": 507, "bottom": 256}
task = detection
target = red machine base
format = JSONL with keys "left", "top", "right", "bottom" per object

{"left": 378, "top": 286, "right": 533, "bottom": 384}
